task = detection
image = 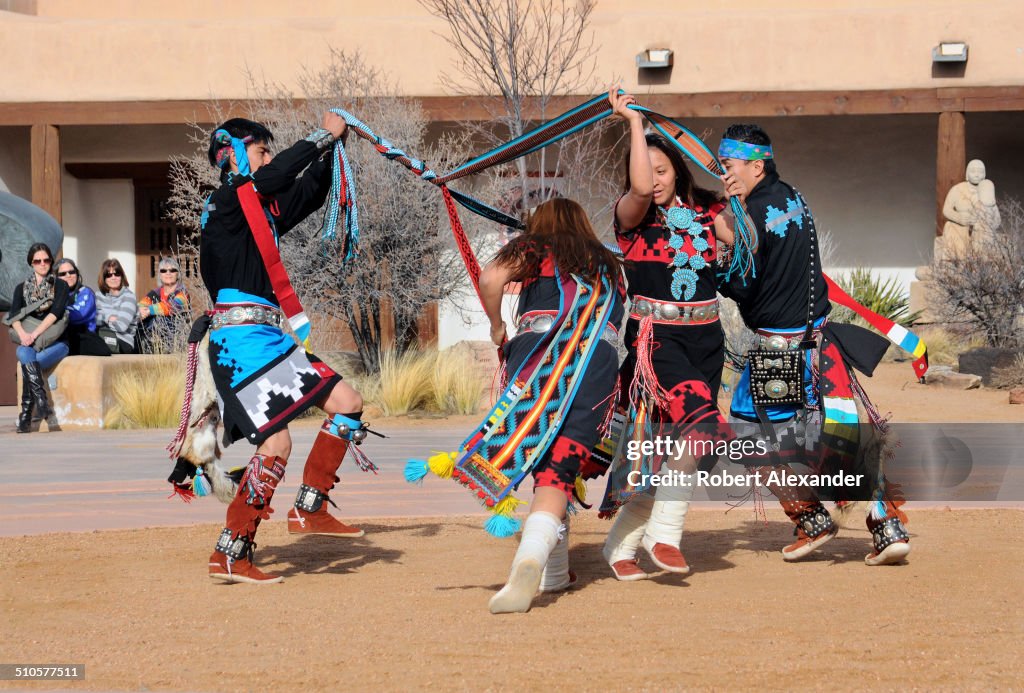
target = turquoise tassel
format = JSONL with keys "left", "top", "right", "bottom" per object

{"left": 404, "top": 459, "right": 429, "bottom": 484}
{"left": 484, "top": 514, "right": 521, "bottom": 538}
{"left": 193, "top": 467, "right": 212, "bottom": 497}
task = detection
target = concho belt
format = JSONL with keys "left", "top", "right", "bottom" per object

{"left": 629, "top": 296, "right": 719, "bottom": 325}
{"left": 517, "top": 310, "right": 619, "bottom": 346}
{"left": 210, "top": 303, "right": 284, "bottom": 330}
{"left": 755, "top": 328, "right": 821, "bottom": 351}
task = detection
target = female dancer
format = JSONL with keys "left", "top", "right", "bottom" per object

{"left": 601, "top": 89, "right": 743, "bottom": 580}
{"left": 478, "top": 197, "right": 625, "bottom": 613}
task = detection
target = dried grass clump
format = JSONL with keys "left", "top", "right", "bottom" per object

{"left": 991, "top": 353, "right": 1024, "bottom": 389}
{"left": 105, "top": 357, "right": 185, "bottom": 429}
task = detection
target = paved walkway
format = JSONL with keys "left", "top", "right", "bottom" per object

{"left": 3, "top": 414, "right": 1021, "bottom": 536}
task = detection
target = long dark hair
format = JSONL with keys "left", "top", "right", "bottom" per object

{"left": 623, "top": 133, "right": 721, "bottom": 218}
{"left": 494, "top": 198, "right": 622, "bottom": 284}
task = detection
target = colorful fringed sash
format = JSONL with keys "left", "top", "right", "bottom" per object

{"left": 405, "top": 268, "right": 616, "bottom": 535}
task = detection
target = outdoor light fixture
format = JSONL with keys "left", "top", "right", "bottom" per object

{"left": 636, "top": 48, "right": 673, "bottom": 69}
{"left": 932, "top": 42, "right": 968, "bottom": 63}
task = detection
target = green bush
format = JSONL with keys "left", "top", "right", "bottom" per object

{"left": 833, "top": 267, "right": 922, "bottom": 328}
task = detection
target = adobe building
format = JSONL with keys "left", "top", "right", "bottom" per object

{"left": 1, "top": 0, "right": 1022, "bottom": 401}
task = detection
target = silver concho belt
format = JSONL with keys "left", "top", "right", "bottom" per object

{"left": 755, "top": 330, "right": 821, "bottom": 351}
{"left": 629, "top": 296, "right": 719, "bottom": 325}
{"left": 517, "top": 311, "right": 618, "bottom": 346}
{"left": 210, "top": 303, "right": 284, "bottom": 330}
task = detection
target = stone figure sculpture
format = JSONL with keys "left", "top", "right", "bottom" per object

{"left": 0, "top": 191, "right": 64, "bottom": 311}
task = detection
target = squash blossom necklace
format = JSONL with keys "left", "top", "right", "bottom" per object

{"left": 662, "top": 198, "right": 708, "bottom": 301}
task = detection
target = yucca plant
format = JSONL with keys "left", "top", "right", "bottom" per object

{"left": 833, "top": 267, "right": 922, "bottom": 328}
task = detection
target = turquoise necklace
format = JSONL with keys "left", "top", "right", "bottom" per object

{"left": 661, "top": 199, "right": 708, "bottom": 301}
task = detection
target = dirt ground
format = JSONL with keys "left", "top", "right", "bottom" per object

{"left": 1, "top": 508, "right": 1021, "bottom": 691}
{"left": 2, "top": 358, "right": 1020, "bottom": 691}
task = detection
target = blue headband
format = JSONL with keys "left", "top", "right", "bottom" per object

{"left": 213, "top": 129, "right": 254, "bottom": 176}
{"left": 718, "top": 138, "right": 773, "bottom": 161}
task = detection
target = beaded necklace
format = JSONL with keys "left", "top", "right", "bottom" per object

{"left": 661, "top": 198, "right": 709, "bottom": 300}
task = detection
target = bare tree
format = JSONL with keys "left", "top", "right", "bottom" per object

{"left": 168, "top": 49, "right": 484, "bottom": 372}
{"left": 422, "top": 0, "right": 622, "bottom": 234}
{"left": 929, "top": 197, "right": 1024, "bottom": 348}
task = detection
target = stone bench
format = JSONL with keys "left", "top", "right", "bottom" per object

{"left": 17, "top": 354, "right": 179, "bottom": 430}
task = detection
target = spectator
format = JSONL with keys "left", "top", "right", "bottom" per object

{"left": 137, "top": 256, "right": 191, "bottom": 352}
{"left": 56, "top": 257, "right": 110, "bottom": 356}
{"left": 95, "top": 258, "right": 139, "bottom": 354}
{"left": 3, "top": 242, "right": 68, "bottom": 433}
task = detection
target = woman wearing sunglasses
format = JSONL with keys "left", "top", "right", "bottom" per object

{"left": 55, "top": 257, "right": 110, "bottom": 357}
{"left": 4, "top": 242, "right": 69, "bottom": 432}
{"left": 137, "top": 256, "right": 191, "bottom": 352}
{"left": 95, "top": 258, "right": 138, "bottom": 354}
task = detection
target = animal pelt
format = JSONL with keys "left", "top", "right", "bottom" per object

{"left": 172, "top": 333, "right": 239, "bottom": 504}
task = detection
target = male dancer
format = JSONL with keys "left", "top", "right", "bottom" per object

{"left": 718, "top": 124, "right": 911, "bottom": 566}
{"left": 200, "top": 113, "right": 372, "bottom": 583}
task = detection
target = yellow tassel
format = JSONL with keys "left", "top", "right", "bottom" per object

{"left": 493, "top": 495, "right": 524, "bottom": 517}
{"left": 574, "top": 476, "right": 587, "bottom": 503}
{"left": 427, "top": 451, "right": 458, "bottom": 479}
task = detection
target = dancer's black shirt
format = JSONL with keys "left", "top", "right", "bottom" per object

{"left": 720, "top": 171, "right": 830, "bottom": 328}
{"left": 200, "top": 139, "right": 333, "bottom": 305}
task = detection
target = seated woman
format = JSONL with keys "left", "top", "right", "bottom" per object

{"left": 137, "top": 256, "right": 191, "bottom": 353}
{"left": 95, "top": 258, "right": 139, "bottom": 354}
{"left": 56, "top": 257, "right": 110, "bottom": 356}
{"left": 5, "top": 242, "right": 69, "bottom": 433}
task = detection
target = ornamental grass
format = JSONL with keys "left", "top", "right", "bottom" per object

{"left": 104, "top": 356, "right": 186, "bottom": 429}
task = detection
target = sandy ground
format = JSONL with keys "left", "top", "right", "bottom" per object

{"left": 1, "top": 509, "right": 1021, "bottom": 691}
{"left": 1, "top": 360, "right": 1021, "bottom": 691}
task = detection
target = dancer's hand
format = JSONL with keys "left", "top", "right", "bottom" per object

{"left": 722, "top": 172, "right": 747, "bottom": 202}
{"left": 322, "top": 111, "right": 347, "bottom": 140}
{"left": 608, "top": 88, "right": 642, "bottom": 124}
{"left": 490, "top": 321, "right": 507, "bottom": 346}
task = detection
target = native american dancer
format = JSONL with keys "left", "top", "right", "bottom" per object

{"left": 598, "top": 90, "right": 746, "bottom": 581}
{"left": 718, "top": 124, "right": 914, "bottom": 566}
{"left": 406, "top": 198, "right": 625, "bottom": 614}
{"left": 167, "top": 114, "right": 378, "bottom": 584}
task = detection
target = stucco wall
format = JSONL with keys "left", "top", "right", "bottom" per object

{"left": 2, "top": 1, "right": 1021, "bottom": 102}
{"left": 0, "top": 127, "right": 31, "bottom": 198}
{"left": 61, "top": 177, "right": 136, "bottom": 289}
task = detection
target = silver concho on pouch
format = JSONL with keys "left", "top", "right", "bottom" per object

{"left": 748, "top": 345, "right": 805, "bottom": 407}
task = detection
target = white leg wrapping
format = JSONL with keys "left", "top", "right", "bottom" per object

{"left": 642, "top": 475, "right": 695, "bottom": 549}
{"left": 539, "top": 515, "right": 571, "bottom": 592}
{"left": 489, "top": 511, "right": 561, "bottom": 614}
{"left": 602, "top": 491, "right": 654, "bottom": 565}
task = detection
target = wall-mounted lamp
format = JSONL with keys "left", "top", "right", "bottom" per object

{"left": 932, "top": 41, "right": 968, "bottom": 63}
{"left": 636, "top": 48, "right": 673, "bottom": 69}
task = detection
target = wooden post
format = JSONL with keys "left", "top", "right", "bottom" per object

{"left": 935, "top": 111, "right": 965, "bottom": 236}
{"left": 30, "top": 123, "right": 61, "bottom": 225}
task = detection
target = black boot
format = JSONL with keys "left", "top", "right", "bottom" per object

{"left": 16, "top": 367, "right": 33, "bottom": 433}
{"left": 22, "top": 361, "right": 52, "bottom": 421}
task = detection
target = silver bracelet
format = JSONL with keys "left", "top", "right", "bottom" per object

{"left": 305, "top": 128, "right": 336, "bottom": 150}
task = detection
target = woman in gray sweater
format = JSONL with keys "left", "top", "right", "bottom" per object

{"left": 95, "top": 258, "right": 139, "bottom": 354}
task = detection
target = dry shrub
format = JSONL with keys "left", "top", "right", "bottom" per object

{"left": 991, "top": 353, "right": 1024, "bottom": 389}
{"left": 431, "top": 352, "right": 486, "bottom": 415}
{"left": 373, "top": 347, "right": 486, "bottom": 416}
{"left": 916, "top": 326, "right": 988, "bottom": 367}
{"left": 929, "top": 197, "right": 1024, "bottom": 348}
{"left": 105, "top": 357, "right": 185, "bottom": 429}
